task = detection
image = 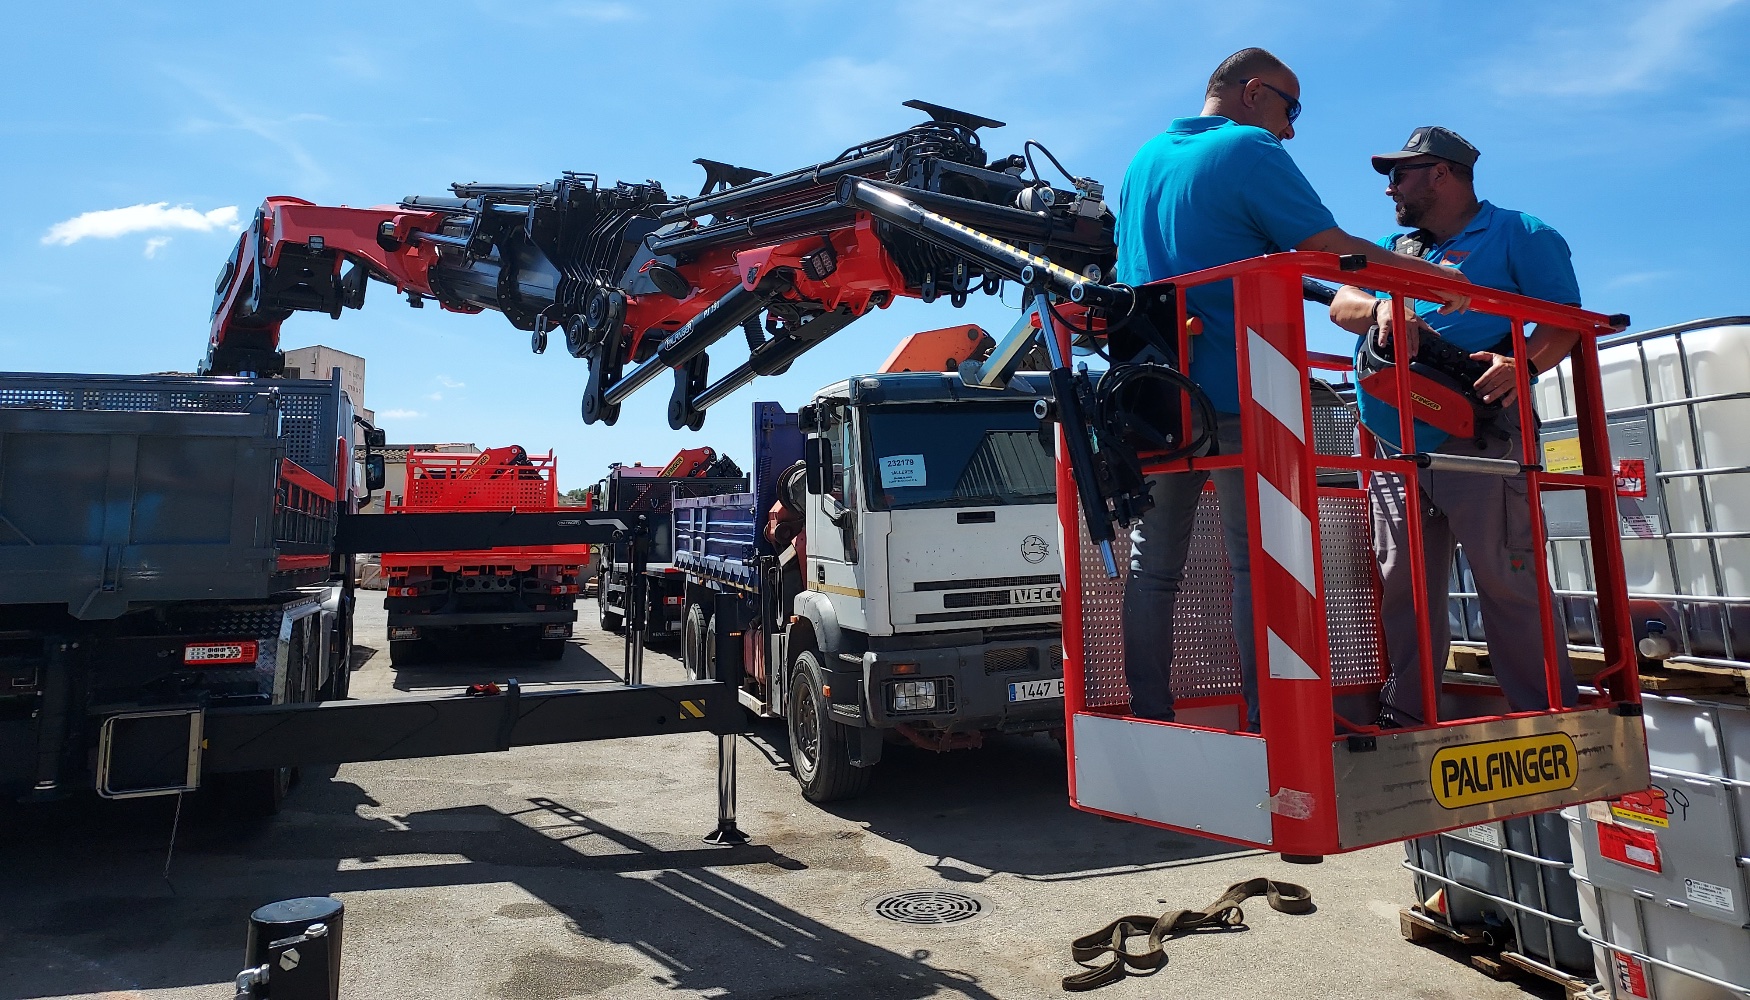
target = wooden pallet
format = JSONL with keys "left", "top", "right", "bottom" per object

{"left": 1400, "top": 906, "right": 1593, "bottom": 999}
{"left": 1448, "top": 647, "right": 1748, "bottom": 695}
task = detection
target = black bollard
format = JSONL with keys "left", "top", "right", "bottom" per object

{"left": 244, "top": 897, "right": 344, "bottom": 1000}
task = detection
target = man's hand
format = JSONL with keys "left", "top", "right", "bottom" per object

{"left": 1374, "top": 298, "right": 1435, "bottom": 360}
{"left": 1432, "top": 263, "right": 1472, "bottom": 314}
{"left": 1470, "top": 351, "right": 1519, "bottom": 406}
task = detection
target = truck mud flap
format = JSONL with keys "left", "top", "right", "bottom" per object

{"left": 202, "top": 680, "right": 741, "bottom": 773}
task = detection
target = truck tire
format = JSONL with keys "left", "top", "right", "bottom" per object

{"left": 321, "top": 606, "right": 353, "bottom": 700}
{"left": 683, "top": 602, "right": 709, "bottom": 681}
{"left": 389, "top": 639, "right": 424, "bottom": 667}
{"left": 787, "top": 649, "right": 873, "bottom": 803}
{"left": 212, "top": 765, "right": 292, "bottom": 818}
{"left": 598, "top": 592, "right": 624, "bottom": 632}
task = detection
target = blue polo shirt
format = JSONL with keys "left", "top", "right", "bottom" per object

{"left": 1116, "top": 116, "right": 1338, "bottom": 413}
{"left": 1356, "top": 201, "right": 1581, "bottom": 451}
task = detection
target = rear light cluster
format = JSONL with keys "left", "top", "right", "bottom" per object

{"left": 184, "top": 641, "right": 258, "bottom": 665}
{"left": 387, "top": 586, "right": 421, "bottom": 597}
{"left": 664, "top": 595, "right": 683, "bottom": 605}
{"left": 548, "top": 584, "right": 580, "bottom": 594}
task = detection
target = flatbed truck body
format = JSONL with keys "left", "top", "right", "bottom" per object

{"left": 380, "top": 448, "right": 588, "bottom": 664}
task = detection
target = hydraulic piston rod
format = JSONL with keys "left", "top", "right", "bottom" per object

{"left": 601, "top": 276, "right": 791, "bottom": 408}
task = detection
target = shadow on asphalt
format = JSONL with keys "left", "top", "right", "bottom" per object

{"left": 741, "top": 719, "right": 1246, "bottom": 882}
{"left": 384, "top": 637, "right": 627, "bottom": 692}
{"left": 0, "top": 775, "right": 1004, "bottom": 999}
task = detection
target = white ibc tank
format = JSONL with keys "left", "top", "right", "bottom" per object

{"left": 1536, "top": 318, "right": 1750, "bottom": 603}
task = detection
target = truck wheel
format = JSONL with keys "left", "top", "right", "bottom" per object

{"left": 787, "top": 649, "right": 873, "bottom": 803}
{"left": 389, "top": 639, "right": 424, "bottom": 667}
{"left": 536, "top": 638, "right": 567, "bottom": 661}
{"left": 598, "top": 593, "right": 624, "bottom": 632}
{"left": 683, "top": 602, "right": 709, "bottom": 681}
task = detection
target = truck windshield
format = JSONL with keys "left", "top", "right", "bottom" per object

{"left": 862, "top": 401, "right": 1054, "bottom": 510}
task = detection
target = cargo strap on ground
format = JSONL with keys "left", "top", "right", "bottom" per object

{"left": 1061, "top": 877, "right": 1315, "bottom": 992}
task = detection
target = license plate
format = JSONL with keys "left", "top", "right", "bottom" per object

{"left": 1009, "top": 585, "right": 1061, "bottom": 606}
{"left": 1008, "top": 678, "right": 1064, "bottom": 702}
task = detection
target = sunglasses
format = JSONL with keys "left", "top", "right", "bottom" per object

{"left": 1388, "top": 162, "right": 1441, "bottom": 186}
{"left": 1257, "top": 81, "right": 1302, "bottom": 124}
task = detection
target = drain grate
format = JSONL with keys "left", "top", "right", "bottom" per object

{"left": 870, "top": 890, "right": 985, "bottom": 925}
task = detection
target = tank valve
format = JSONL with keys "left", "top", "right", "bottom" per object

{"left": 1637, "top": 620, "right": 1674, "bottom": 661}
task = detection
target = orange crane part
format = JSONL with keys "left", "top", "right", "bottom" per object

{"left": 878, "top": 324, "right": 995, "bottom": 373}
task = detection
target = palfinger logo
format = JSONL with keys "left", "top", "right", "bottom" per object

{"left": 1430, "top": 732, "right": 1577, "bottom": 809}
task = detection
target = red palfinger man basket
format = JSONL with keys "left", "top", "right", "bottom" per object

{"left": 1058, "top": 252, "right": 1649, "bottom": 856}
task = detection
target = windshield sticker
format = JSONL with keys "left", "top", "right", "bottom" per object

{"left": 880, "top": 454, "right": 927, "bottom": 488}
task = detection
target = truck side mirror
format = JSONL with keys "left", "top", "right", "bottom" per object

{"left": 364, "top": 454, "right": 387, "bottom": 491}
{"left": 366, "top": 427, "right": 387, "bottom": 449}
{"left": 803, "top": 436, "right": 830, "bottom": 495}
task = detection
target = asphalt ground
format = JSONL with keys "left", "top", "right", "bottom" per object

{"left": 0, "top": 591, "right": 1561, "bottom": 1000}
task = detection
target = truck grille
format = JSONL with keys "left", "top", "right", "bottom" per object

{"left": 913, "top": 573, "right": 1058, "bottom": 592}
{"left": 983, "top": 647, "right": 1037, "bottom": 673}
{"left": 942, "top": 589, "right": 1012, "bottom": 609}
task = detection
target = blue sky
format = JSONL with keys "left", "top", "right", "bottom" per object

{"left": 4, "top": 1, "right": 1746, "bottom": 489}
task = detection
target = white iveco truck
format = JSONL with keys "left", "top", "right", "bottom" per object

{"left": 672, "top": 372, "right": 1065, "bottom": 801}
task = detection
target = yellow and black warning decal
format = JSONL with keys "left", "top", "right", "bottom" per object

{"left": 679, "top": 699, "right": 706, "bottom": 720}
{"left": 1430, "top": 732, "right": 1577, "bottom": 809}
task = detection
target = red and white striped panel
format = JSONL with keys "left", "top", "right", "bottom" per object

{"left": 1243, "top": 322, "right": 1327, "bottom": 686}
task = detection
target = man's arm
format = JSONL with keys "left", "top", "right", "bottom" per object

{"left": 1309, "top": 227, "right": 1464, "bottom": 357}
{"left": 1470, "top": 322, "right": 1581, "bottom": 405}
{"left": 1329, "top": 283, "right": 1438, "bottom": 358}
{"left": 1298, "top": 227, "right": 1471, "bottom": 311}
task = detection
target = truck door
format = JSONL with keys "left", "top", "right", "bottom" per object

{"left": 806, "top": 406, "right": 867, "bottom": 632}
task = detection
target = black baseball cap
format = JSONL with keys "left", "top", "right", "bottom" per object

{"left": 1371, "top": 126, "right": 1480, "bottom": 174}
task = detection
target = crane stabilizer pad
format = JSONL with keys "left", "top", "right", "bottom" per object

{"left": 202, "top": 680, "right": 739, "bottom": 773}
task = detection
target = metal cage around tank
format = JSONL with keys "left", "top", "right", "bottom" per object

{"left": 1057, "top": 252, "right": 1651, "bottom": 857}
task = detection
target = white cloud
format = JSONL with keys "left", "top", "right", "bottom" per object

{"left": 165, "top": 69, "right": 327, "bottom": 188}
{"left": 1492, "top": 0, "right": 1746, "bottom": 97}
{"left": 143, "top": 237, "right": 172, "bottom": 259}
{"left": 426, "top": 392, "right": 444, "bottom": 401}
{"left": 43, "top": 203, "right": 239, "bottom": 246}
{"left": 379, "top": 408, "right": 423, "bottom": 419}
{"left": 1605, "top": 270, "right": 1677, "bottom": 289}
{"left": 435, "top": 375, "right": 465, "bottom": 389}
{"left": 559, "top": 1, "right": 636, "bottom": 21}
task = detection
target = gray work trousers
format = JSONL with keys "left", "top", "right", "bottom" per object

{"left": 1122, "top": 414, "right": 1257, "bottom": 728}
{"left": 1370, "top": 411, "right": 1577, "bottom": 722}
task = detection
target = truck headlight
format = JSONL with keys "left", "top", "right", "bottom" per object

{"left": 888, "top": 679, "right": 939, "bottom": 713}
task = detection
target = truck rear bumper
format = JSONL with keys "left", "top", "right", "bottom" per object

{"left": 387, "top": 610, "right": 578, "bottom": 627}
{"left": 843, "top": 639, "right": 1063, "bottom": 732}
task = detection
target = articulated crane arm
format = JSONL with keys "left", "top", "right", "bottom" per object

{"left": 205, "top": 100, "right": 1173, "bottom": 570}
{"left": 204, "top": 101, "right": 1118, "bottom": 425}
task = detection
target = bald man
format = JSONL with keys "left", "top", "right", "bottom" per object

{"left": 1115, "top": 48, "right": 1468, "bottom": 730}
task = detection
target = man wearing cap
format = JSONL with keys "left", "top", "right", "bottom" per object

{"left": 1329, "top": 126, "right": 1582, "bottom": 725}
{"left": 1115, "top": 49, "right": 1469, "bottom": 731}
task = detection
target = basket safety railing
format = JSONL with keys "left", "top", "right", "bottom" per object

{"left": 1057, "top": 252, "right": 1650, "bottom": 857}
{"left": 382, "top": 449, "right": 592, "bottom": 568}
{"left": 391, "top": 449, "right": 559, "bottom": 513}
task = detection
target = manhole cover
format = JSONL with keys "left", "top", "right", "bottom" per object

{"left": 869, "top": 890, "right": 986, "bottom": 925}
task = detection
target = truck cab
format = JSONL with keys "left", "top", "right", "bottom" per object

{"left": 675, "top": 371, "right": 1064, "bottom": 802}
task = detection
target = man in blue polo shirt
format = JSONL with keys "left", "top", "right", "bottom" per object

{"left": 1329, "top": 126, "right": 1583, "bottom": 725}
{"left": 1115, "top": 48, "right": 1468, "bottom": 729}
